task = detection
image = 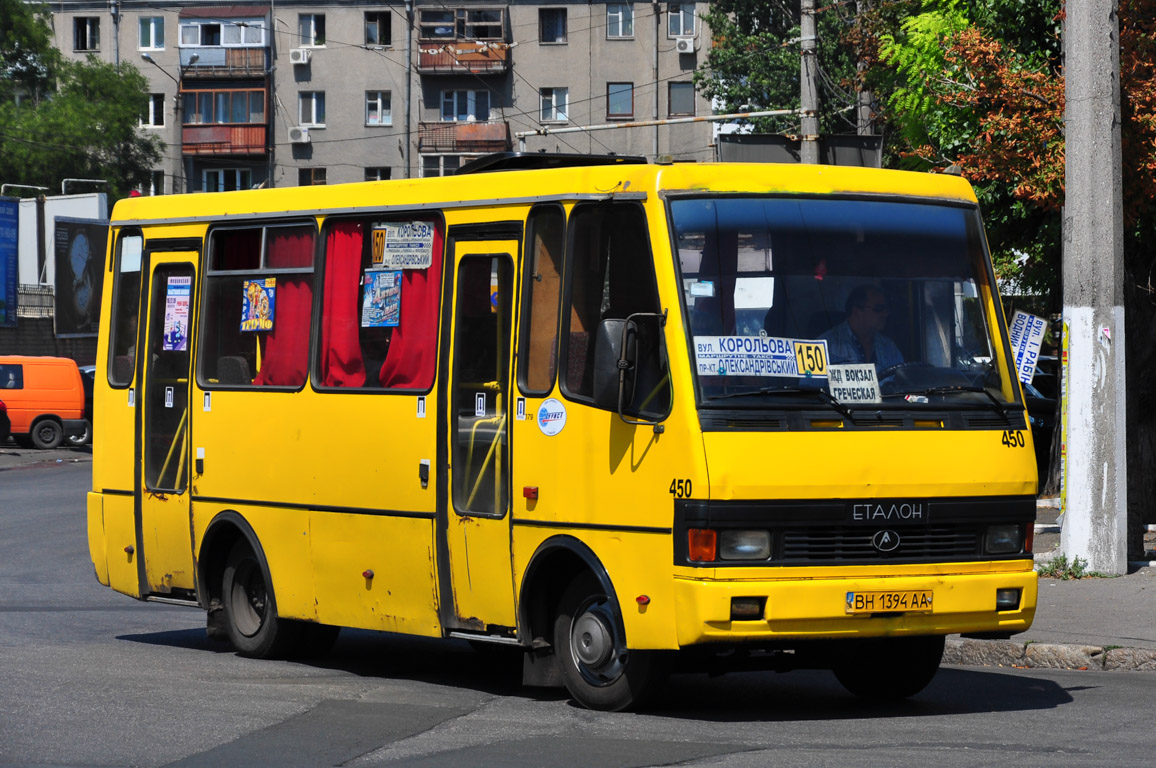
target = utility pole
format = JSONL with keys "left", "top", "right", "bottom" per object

{"left": 855, "top": 0, "right": 873, "bottom": 138}
{"left": 799, "top": 0, "right": 819, "bottom": 164}
{"left": 405, "top": 0, "right": 414, "bottom": 179}
{"left": 1061, "top": 0, "right": 1128, "bottom": 574}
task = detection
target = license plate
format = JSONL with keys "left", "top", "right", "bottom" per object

{"left": 845, "top": 590, "right": 933, "bottom": 614}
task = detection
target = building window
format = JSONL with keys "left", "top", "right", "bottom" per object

{"left": 365, "top": 167, "right": 391, "bottom": 181}
{"left": 366, "top": 91, "right": 392, "bottom": 126}
{"left": 74, "top": 17, "right": 100, "bottom": 51}
{"left": 183, "top": 90, "right": 265, "bottom": 125}
{"left": 421, "top": 155, "right": 464, "bottom": 177}
{"left": 667, "top": 3, "right": 695, "bottom": 37}
{"left": 669, "top": 82, "right": 695, "bottom": 116}
{"left": 540, "top": 87, "right": 568, "bottom": 122}
{"left": 299, "top": 168, "right": 327, "bottom": 186}
{"left": 299, "top": 91, "right": 326, "bottom": 127}
{"left": 138, "top": 170, "right": 165, "bottom": 196}
{"left": 607, "top": 82, "right": 633, "bottom": 118}
{"left": 202, "top": 169, "right": 252, "bottom": 193}
{"left": 365, "top": 12, "right": 391, "bottom": 46}
{"left": 179, "top": 19, "right": 264, "bottom": 47}
{"left": 298, "top": 14, "right": 326, "bottom": 46}
{"left": 539, "top": 9, "right": 566, "bottom": 43}
{"left": 441, "top": 90, "right": 490, "bottom": 122}
{"left": 606, "top": 4, "right": 633, "bottom": 38}
{"left": 141, "top": 94, "right": 166, "bottom": 127}
{"left": 139, "top": 17, "right": 164, "bottom": 50}
{"left": 418, "top": 8, "right": 503, "bottom": 41}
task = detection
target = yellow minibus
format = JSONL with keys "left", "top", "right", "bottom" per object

{"left": 87, "top": 154, "right": 1037, "bottom": 711}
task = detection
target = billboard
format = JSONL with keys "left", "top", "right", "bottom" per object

{"left": 53, "top": 216, "right": 108, "bottom": 337}
{"left": 0, "top": 198, "right": 16, "bottom": 327}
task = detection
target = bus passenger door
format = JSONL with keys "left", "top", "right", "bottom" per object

{"left": 438, "top": 238, "right": 518, "bottom": 631}
{"left": 135, "top": 253, "right": 197, "bottom": 595}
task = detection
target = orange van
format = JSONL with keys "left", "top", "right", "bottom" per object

{"left": 0, "top": 356, "right": 87, "bottom": 449}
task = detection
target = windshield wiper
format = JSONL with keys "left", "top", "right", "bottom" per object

{"left": 884, "top": 385, "right": 1010, "bottom": 417}
{"left": 707, "top": 386, "right": 854, "bottom": 419}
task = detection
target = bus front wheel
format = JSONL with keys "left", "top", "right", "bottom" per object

{"left": 552, "top": 574, "right": 669, "bottom": 712}
{"left": 221, "top": 540, "right": 298, "bottom": 658}
{"left": 833, "top": 635, "right": 945, "bottom": 700}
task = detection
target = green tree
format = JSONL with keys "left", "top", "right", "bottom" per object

{"left": 0, "top": 0, "right": 162, "bottom": 199}
{"left": 695, "top": 0, "right": 860, "bottom": 135}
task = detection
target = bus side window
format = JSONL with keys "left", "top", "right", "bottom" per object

{"left": 518, "top": 204, "right": 565, "bottom": 395}
{"left": 108, "top": 232, "right": 143, "bottom": 387}
{"left": 199, "top": 225, "right": 315, "bottom": 389}
{"left": 562, "top": 203, "right": 670, "bottom": 417}
{"left": 316, "top": 217, "right": 444, "bottom": 391}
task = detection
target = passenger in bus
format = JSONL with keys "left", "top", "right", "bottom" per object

{"left": 820, "top": 285, "right": 903, "bottom": 370}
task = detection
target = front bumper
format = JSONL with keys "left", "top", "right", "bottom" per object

{"left": 673, "top": 564, "right": 1037, "bottom": 646}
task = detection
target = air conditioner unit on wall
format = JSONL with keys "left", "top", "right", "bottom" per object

{"left": 289, "top": 47, "right": 311, "bottom": 65}
{"left": 288, "top": 126, "right": 311, "bottom": 144}
{"left": 675, "top": 35, "right": 696, "bottom": 54}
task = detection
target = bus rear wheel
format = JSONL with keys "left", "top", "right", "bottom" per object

{"left": 552, "top": 574, "right": 669, "bottom": 712}
{"left": 221, "top": 540, "right": 299, "bottom": 658}
{"left": 833, "top": 635, "right": 945, "bottom": 700}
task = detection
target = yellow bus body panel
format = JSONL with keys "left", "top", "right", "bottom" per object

{"left": 89, "top": 162, "right": 1035, "bottom": 658}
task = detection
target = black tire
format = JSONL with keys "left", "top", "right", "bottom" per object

{"left": 553, "top": 573, "right": 670, "bottom": 712}
{"left": 67, "top": 419, "right": 92, "bottom": 447}
{"left": 30, "top": 419, "right": 63, "bottom": 449}
{"left": 220, "top": 540, "right": 300, "bottom": 658}
{"left": 833, "top": 635, "right": 945, "bottom": 701}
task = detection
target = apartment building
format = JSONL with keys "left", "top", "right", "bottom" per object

{"left": 49, "top": 0, "right": 712, "bottom": 192}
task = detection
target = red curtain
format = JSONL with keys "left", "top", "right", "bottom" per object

{"left": 253, "top": 229, "right": 314, "bottom": 386}
{"left": 379, "top": 222, "right": 444, "bottom": 389}
{"left": 320, "top": 222, "right": 368, "bottom": 387}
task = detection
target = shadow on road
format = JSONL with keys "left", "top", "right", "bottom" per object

{"left": 117, "top": 625, "right": 1075, "bottom": 719}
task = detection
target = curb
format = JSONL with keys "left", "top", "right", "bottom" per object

{"left": 945, "top": 636, "right": 1156, "bottom": 673}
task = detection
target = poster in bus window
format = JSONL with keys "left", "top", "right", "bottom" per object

{"left": 163, "top": 275, "right": 192, "bottom": 351}
{"left": 362, "top": 270, "right": 401, "bottom": 327}
{"left": 240, "top": 278, "right": 276, "bottom": 332}
{"left": 371, "top": 221, "right": 435, "bottom": 269}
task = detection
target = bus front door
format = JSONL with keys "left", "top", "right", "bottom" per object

{"left": 438, "top": 238, "right": 518, "bottom": 631}
{"left": 135, "top": 253, "right": 197, "bottom": 596}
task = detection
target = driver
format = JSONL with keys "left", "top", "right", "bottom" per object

{"left": 821, "top": 285, "right": 903, "bottom": 370}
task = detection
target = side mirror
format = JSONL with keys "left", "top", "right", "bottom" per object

{"left": 593, "top": 318, "right": 635, "bottom": 411}
{"left": 592, "top": 311, "right": 669, "bottom": 431}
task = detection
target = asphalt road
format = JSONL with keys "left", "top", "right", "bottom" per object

{"left": 2, "top": 463, "right": 1154, "bottom": 768}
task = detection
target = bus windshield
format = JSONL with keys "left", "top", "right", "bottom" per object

{"left": 670, "top": 196, "right": 1016, "bottom": 410}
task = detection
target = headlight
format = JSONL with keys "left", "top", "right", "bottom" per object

{"left": 984, "top": 524, "right": 1024, "bottom": 554}
{"left": 719, "top": 529, "right": 771, "bottom": 560}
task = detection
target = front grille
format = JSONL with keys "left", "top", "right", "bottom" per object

{"left": 781, "top": 525, "right": 980, "bottom": 562}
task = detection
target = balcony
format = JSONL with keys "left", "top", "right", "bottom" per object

{"left": 180, "top": 47, "right": 268, "bottom": 78}
{"left": 418, "top": 121, "right": 510, "bottom": 153}
{"left": 417, "top": 41, "right": 508, "bottom": 75}
{"left": 183, "top": 124, "right": 267, "bottom": 156}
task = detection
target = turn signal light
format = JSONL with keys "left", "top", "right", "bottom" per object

{"left": 688, "top": 528, "right": 717, "bottom": 562}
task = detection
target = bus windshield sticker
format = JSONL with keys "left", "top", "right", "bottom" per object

{"left": 163, "top": 275, "right": 192, "bottom": 351}
{"left": 827, "top": 364, "right": 881, "bottom": 404}
{"left": 537, "top": 398, "right": 566, "bottom": 436}
{"left": 240, "top": 278, "right": 276, "bottom": 332}
{"left": 689, "top": 280, "right": 714, "bottom": 297}
{"left": 372, "top": 221, "right": 435, "bottom": 269}
{"left": 362, "top": 270, "right": 401, "bottom": 327}
{"left": 1008, "top": 310, "right": 1047, "bottom": 384}
{"left": 693, "top": 336, "right": 829, "bottom": 379}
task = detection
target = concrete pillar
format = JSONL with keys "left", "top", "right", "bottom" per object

{"left": 799, "top": 0, "right": 819, "bottom": 164}
{"left": 1060, "top": 0, "right": 1128, "bottom": 574}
